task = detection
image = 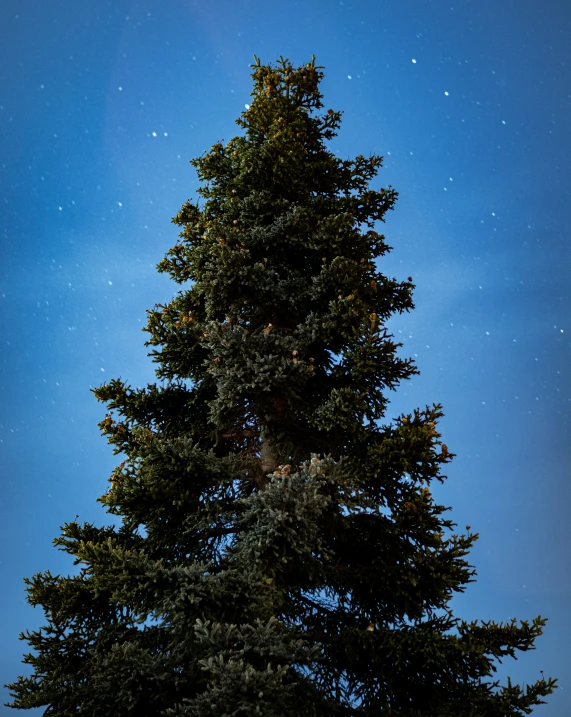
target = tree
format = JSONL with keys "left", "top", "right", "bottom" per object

{"left": 6, "top": 56, "right": 556, "bottom": 716}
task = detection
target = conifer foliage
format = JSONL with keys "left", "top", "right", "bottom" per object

{"left": 6, "top": 56, "right": 556, "bottom": 716}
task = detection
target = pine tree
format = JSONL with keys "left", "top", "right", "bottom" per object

{"left": 6, "top": 56, "right": 556, "bottom": 716}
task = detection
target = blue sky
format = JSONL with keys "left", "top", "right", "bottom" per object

{"left": 1, "top": 0, "right": 570, "bottom": 713}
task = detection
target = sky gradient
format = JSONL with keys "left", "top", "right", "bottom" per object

{"left": 1, "top": 0, "right": 570, "bottom": 713}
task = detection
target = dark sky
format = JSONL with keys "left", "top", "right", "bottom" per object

{"left": 1, "top": 0, "right": 570, "bottom": 713}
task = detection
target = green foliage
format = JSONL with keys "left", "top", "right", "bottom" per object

{"left": 6, "top": 56, "right": 556, "bottom": 715}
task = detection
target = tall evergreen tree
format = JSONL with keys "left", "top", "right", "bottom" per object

{"left": 6, "top": 56, "right": 556, "bottom": 716}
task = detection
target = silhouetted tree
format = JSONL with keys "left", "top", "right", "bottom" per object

{"left": 6, "top": 56, "right": 557, "bottom": 717}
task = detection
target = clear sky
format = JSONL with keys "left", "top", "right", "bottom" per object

{"left": 1, "top": 0, "right": 570, "bottom": 713}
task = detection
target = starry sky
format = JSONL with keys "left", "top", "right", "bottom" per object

{"left": 1, "top": 0, "right": 570, "bottom": 713}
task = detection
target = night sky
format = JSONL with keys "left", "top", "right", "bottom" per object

{"left": 1, "top": 1, "right": 570, "bottom": 713}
